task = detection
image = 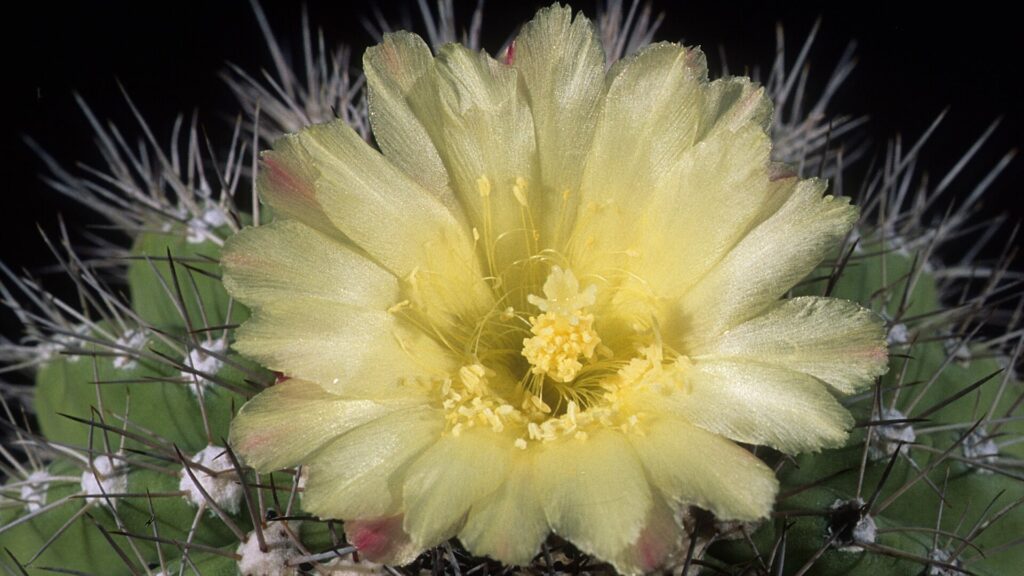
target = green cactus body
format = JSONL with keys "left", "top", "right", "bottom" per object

{"left": 128, "top": 230, "right": 248, "bottom": 333}
{"left": 0, "top": 460, "right": 125, "bottom": 574}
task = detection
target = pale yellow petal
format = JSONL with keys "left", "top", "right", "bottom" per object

{"left": 258, "top": 139, "right": 343, "bottom": 241}
{"left": 632, "top": 125, "right": 793, "bottom": 299}
{"left": 583, "top": 43, "right": 707, "bottom": 203}
{"left": 234, "top": 299, "right": 455, "bottom": 397}
{"left": 694, "top": 296, "right": 888, "bottom": 394}
{"left": 534, "top": 430, "right": 652, "bottom": 562}
{"left": 292, "top": 120, "right": 474, "bottom": 278}
{"left": 303, "top": 406, "right": 442, "bottom": 520}
{"left": 676, "top": 179, "right": 857, "bottom": 345}
{"left": 573, "top": 42, "right": 708, "bottom": 269}
{"left": 363, "top": 32, "right": 458, "bottom": 212}
{"left": 629, "top": 417, "right": 778, "bottom": 520}
{"left": 222, "top": 219, "right": 398, "bottom": 311}
{"left": 403, "top": 43, "right": 538, "bottom": 278}
{"left": 607, "top": 496, "right": 685, "bottom": 576}
{"left": 698, "top": 77, "right": 772, "bottom": 140}
{"left": 513, "top": 4, "right": 605, "bottom": 244}
{"left": 646, "top": 359, "right": 853, "bottom": 454}
{"left": 228, "top": 379, "right": 419, "bottom": 472}
{"left": 263, "top": 120, "right": 491, "bottom": 327}
{"left": 459, "top": 454, "right": 547, "bottom": 567}
{"left": 345, "top": 515, "right": 422, "bottom": 566}
{"left": 402, "top": 429, "right": 512, "bottom": 549}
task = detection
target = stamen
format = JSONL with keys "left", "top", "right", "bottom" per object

{"left": 522, "top": 267, "right": 601, "bottom": 382}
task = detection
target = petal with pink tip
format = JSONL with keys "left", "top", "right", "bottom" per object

{"left": 302, "top": 406, "right": 442, "bottom": 520}
{"left": 228, "top": 379, "right": 422, "bottom": 472}
{"left": 459, "top": 453, "right": 548, "bottom": 567}
{"left": 345, "top": 514, "right": 421, "bottom": 566}
{"left": 608, "top": 496, "right": 685, "bottom": 575}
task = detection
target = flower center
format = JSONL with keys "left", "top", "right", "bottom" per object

{"left": 521, "top": 267, "right": 601, "bottom": 383}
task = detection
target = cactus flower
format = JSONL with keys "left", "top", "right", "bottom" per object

{"left": 224, "top": 5, "right": 888, "bottom": 573}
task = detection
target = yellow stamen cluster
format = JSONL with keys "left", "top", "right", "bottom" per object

{"left": 524, "top": 394, "right": 638, "bottom": 444}
{"left": 616, "top": 344, "right": 693, "bottom": 396}
{"left": 436, "top": 267, "right": 698, "bottom": 449}
{"left": 522, "top": 312, "right": 600, "bottom": 382}
{"left": 439, "top": 353, "right": 690, "bottom": 452}
{"left": 440, "top": 364, "right": 524, "bottom": 438}
{"left": 521, "top": 267, "right": 601, "bottom": 382}
{"left": 439, "top": 365, "right": 641, "bottom": 448}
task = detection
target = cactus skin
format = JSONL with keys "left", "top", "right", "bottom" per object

{"left": 1, "top": 226, "right": 268, "bottom": 574}
{"left": 128, "top": 231, "right": 249, "bottom": 333}
{"left": 0, "top": 460, "right": 123, "bottom": 573}
{"left": 33, "top": 336, "right": 209, "bottom": 451}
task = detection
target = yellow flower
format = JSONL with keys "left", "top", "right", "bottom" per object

{"left": 223, "top": 5, "right": 888, "bottom": 574}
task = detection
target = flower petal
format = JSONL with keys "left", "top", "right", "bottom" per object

{"left": 400, "top": 43, "right": 539, "bottom": 276}
{"left": 698, "top": 77, "right": 772, "bottom": 139}
{"left": 569, "top": 45, "right": 780, "bottom": 278}
{"left": 271, "top": 119, "right": 477, "bottom": 283}
{"left": 583, "top": 43, "right": 707, "bottom": 203}
{"left": 648, "top": 359, "right": 854, "bottom": 454}
{"left": 345, "top": 515, "right": 421, "bottom": 566}
{"left": 676, "top": 179, "right": 857, "bottom": 345}
{"left": 258, "top": 140, "right": 344, "bottom": 242}
{"left": 222, "top": 219, "right": 398, "bottom": 311}
{"left": 367, "top": 32, "right": 564, "bottom": 278}
{"left": 534, "top": 430, "right": 652, "bottom": 563}
{"left": 228, "top": 379, "right": 419, "bottom": 472}
{"left": 573, "top": 43, "right": 708, "bottom": 269}
{"left": 458, "top": 454, "right": 548, "bottom": 567}
{"left": 514, "top": 4, "right": 605, "bottom": 243}
{"left": 607, "top": 496, "right": 686, "bottom": 576}
{"left": 694, "top": 296, "right": 888, "bottom": 394}
{"left": 629, "top": 417, "right": 778, "bottom": 520}
{"left": 234, "top": 299, "right": 454, "bottom": 397}
{"left": 402, "top": 429, "right": 512, "bottom": 549}
{"left": 363, "top": 32, "right": 458, "bottom": 211}
{"left": 302, "top": 406, "right": 442, "bottom": 519}
{"left": 632, "top": 125, "right": 793, "bottom": 300}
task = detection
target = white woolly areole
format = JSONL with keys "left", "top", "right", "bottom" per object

{"left": 887, "top": 323, "right": 909, "bottom": 345}
{"left": 830, "top": 498, "right": 877, "bottom": 553}
{"left": 944, "top": 337, "right": 972, "bottom": 364}
{"left": 19, "top": 470, "right": 51, "bottom": 512}
{"left": 869, "top": 407, "right": 916, "bottom": 460}
{"left": 928, "top": 548, "right": 963, "bottom": 575}
{"left": 182, "top": 337, "right": 227, "bottom": 397}
{"left": 38, "top": 324, "right": 91, "bottom": 363}
{"left": 178, "top": 444, "right": 242, "bottom": 513}
{"left": 187, "top": 201, "right": 229, "bottom": 244}
{"left": 80, "top": 455, "right": 128, "bottom": 507}
{"left": 963, "top": 426, "right": 1000, "bottom": 473}
{"left": 849, "top": 514, "right": 877, "bottom": 549}
{"left": 112, "top": 329, "right": 147, "bottom": 370}
{"left": 237, "top": 521, "right": 302, "bottom": 576}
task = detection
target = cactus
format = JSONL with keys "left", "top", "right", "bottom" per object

{"left": 2, "top": 2, "right": 1021, "bottom": 575}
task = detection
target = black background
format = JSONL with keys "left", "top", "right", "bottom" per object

{"left": 4, "top": 1, "right": 1022, "bottom": 338}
